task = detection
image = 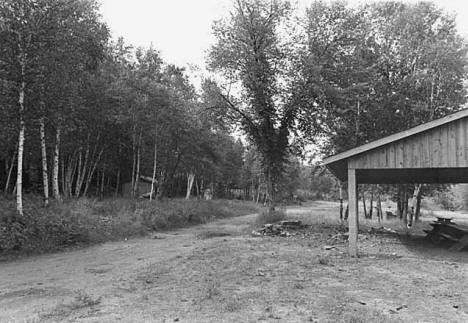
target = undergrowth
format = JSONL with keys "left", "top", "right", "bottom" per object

{"left": 0, "top": 196, "right": 259, "bottom": 255}
{"left": 255, "top": 208, "right": 287, "bottom": 225}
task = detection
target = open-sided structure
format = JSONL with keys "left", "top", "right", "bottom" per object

{"left": 322, "top": 109, "right": 468, "bottom": 256}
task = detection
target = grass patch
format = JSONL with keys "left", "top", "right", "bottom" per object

{"left": 0, "top": 196, "right": 259, "bottom": 256}
{"left": 37, "top": 290, "right": 101, "bottom": 321}
{"left": 255, "top": 208, "right": 287, "bottom": 225}
{"left": 196, "top": 230, "right": 233, "bottom": 239}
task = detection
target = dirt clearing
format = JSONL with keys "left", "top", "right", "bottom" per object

{"left": 2, "top": 201, "right": 468, "bottom": 322}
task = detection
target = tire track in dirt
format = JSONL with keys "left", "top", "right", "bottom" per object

{"left": 0, "top": 213, "right": 257, "bottom": 322}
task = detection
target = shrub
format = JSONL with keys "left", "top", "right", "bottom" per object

{"left": 0, "top": 197, "right": 259, "bottom": 255}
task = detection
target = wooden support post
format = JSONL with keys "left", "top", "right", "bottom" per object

{"left": 348, "top": 168, "right": 358, "bottom": 257}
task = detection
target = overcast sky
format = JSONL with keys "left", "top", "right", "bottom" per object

{"left": 99, "top": 0, "right": 468, "bottom": 69}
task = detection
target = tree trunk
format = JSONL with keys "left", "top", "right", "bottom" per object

{"left": 114, "top": 140, "right": 121, "bottom": 198}
{"left": 156, "top": 171, "right": 166, "bottom": 200}
{"left": 403, "top": 190, "right": 409, "bottom": 226}
{"left": 16, "top": 118, "right": 25, "bottom": 216}
{"left": 265, "top": 165, "right": 276, "bottom": 212}
{"left": 408, "top": 184, "right": 422, "bottom": 227}
{"left": 133, "top": 129, "right": 142, "bottom": 198}
{"left": 75, "top": 137, "right": 90, "bottom": 197}
{"left": 397, "top": 185, "right": 403, "bottom": 219}
{"left": 339, "top": 184, "right": 343, "bottom": 220}
{"left": 83, "top": 147, "right": 104, "bottom": 197}
{"left": 377, "top": 189, "right": 382, "bottom": 224}
{"left": 131, "top": 124, "right": 137, "bottom": 198}
{"left": 186, "top": 172, "right": 195, "bottom": 200}
{"left": 52, "top": 127, "right": 61, "bottom": 202}
{"left": 100, "top": 169, "right": 105, "bottom": 198}
{"left": 115, "top": 167, "right": 121, "bottom": 197}
{"left": 355, "top": 98, "right": 360, "bottom": 145}
{"left": 196, "top": 179, "right": 200, "bottom": 198}
{"left": 150, "top": 133, "right": 157, "bottom": 201}
{"left": 16, "top": 66, "right": 26, "bottom": 216}
{"left": 369, "top": 185, "right": 374, "bottom": 219}
{"left": 74, "top": 148, "right": 83, "bottom": 197}
{"left": 39, "top": 117, "right": 49, "bottom": 207}
{"left": 4, "top": 148, "right": 17, "bottom": 195}
{"left": 159, "top": 150, "right": 182, "bottom": 199}
{"left": 362, "top": 189, "right": 367, "bottom": 219}
{"left": 61, "top": 158, "right": 66, "bottom": 198}
{"left": 415, "top": 187, "right": 423, "bottom": 221}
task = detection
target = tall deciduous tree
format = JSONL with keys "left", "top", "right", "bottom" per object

{"left": 207, "top": 0, "right": 304, "bottom": 211}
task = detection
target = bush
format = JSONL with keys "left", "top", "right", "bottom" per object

{"left": 0, "top": 196, "right": 259, "bottom": 255}
{"left": 255, "top": 208, "right": 287, "bottom": 225}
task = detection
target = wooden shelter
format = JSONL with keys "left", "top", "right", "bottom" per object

{"left": 322, "top": 109, "right": 468, "bottom": 256}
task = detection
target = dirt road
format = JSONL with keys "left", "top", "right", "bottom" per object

{"left": 2, "top": 202, "right": 468, "bottom": 322}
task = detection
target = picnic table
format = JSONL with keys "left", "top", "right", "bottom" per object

{"left": 424, "top": 217, "right": 468, "bottom": 251}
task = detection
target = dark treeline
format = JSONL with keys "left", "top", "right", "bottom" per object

{"left": 1, "top": 0, "right": 468, "bottom": 218}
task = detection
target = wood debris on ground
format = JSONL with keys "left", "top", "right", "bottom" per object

{"left": 251, "top": 220, "right": 306, "bottom": 237}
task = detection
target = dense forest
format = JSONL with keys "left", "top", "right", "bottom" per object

{"left": 1, "top": 0, "right": 467, "bottom": 218}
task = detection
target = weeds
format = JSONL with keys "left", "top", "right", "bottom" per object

{"left": 0, "top": 196, "right": 259, "bottom": 255}
{"left": 203, "top": 280, "right": 221, "bottom": 300}
{"left": 223, "top": 295, "right": 243, "bottom": 312}
{"left": 255, "top": 208, "right": 287, "bottom": 225}
{"left": 196, "top": 230, "right": 232, "bottom": 239}
{"left": 39, "top": 290, "right": 101, "bottom": 320}
{"left": 317, "top": 255, "right": 332, "bottom": 266}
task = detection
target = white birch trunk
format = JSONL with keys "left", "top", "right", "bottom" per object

{"left": 16, "top": 120, "right": 25, "bottom": 216}
{"left": 150, "top": 137, "right": 157, "bottom": 201}
{"left": 40, "top": 117, "right": 49, "bottom": 207}
{"left": 52, "top": 127, "right": 61, "bottom": 201}
{"left": 186, "top": 172, "right": 195, "bottom": 200}
{"left": 75, "top": 135, "right": 91, "bottom": 197}
{"left": 74, "top": 148, "right": 83, "bottom": 197}
{"left": 4, "top": 148, "right": 17, "bottom": 195}
{"left": 131, "top": 123, "right": 137, "bottom": 198}
{"left": 16, "top": 64, "right": 26, "bottom": 216}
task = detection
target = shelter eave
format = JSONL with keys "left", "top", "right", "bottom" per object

{"left": 322, "top": 108, "right": 468, "bottom": 166}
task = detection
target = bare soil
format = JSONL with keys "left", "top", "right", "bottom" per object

{"left": 2, "top": 201, "right": 468, "bottom": 322}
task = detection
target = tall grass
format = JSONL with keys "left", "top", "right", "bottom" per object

{"left": 0, "top": 196, "right": 259, "bottom": 255}
{"left": 255, "top": 207, "right": 287, "bottom": 225}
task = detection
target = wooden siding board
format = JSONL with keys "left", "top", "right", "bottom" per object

{"left": 388, "top": 143, "right": 396, "bottom": 168}
{"left": 413, "top": 135, "right": 420, "bottom": 168}
{"left": 420, "top": 132, "right": 430, "bottom": 167}
{"left": 396, "top": 140, "right": 404, "bottom": 168}
{"left": 431, "top": 127, "right": 441, "bottom": 167}
{"left": 464, "top": 118, "right": 468, "bottom": 167}
{"left": 368, "top": 150, "right": 377, "bottom": 168}
{"left": 448, "top": 122, "right": 457, "bottom": 167}
{"left": 331, "top": 117, "right": 468, "bottom": 172}
{"left": 383, "top": 147, "right": 388, "bottom": 167}
{"left": 323, "top": 110, "right": 468, "bottom": 165}
{"left": 403, "top": 138, "right": 412, "bottom": 168}
{"left": 441, "top": 125, "right": 449, "bottom": 167}
{"left": 457, "top": 119, "right": 466, "bottom": 167}
{"left": 460, "top": 119, "right": 468, "bottom": 167}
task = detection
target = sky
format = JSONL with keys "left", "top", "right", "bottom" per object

{"left": 99, "top": 0, "right": 468, "bottom": 70}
